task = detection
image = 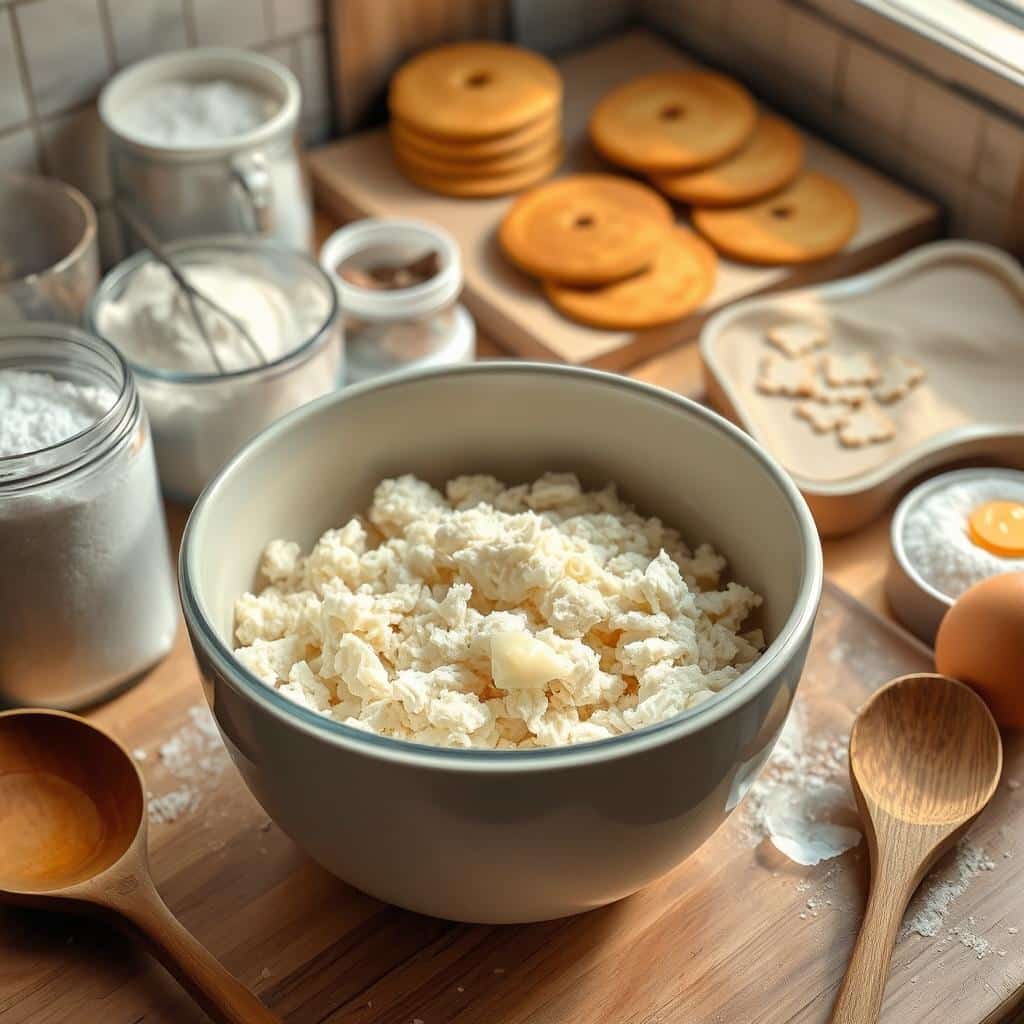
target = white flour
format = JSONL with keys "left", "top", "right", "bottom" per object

{"left": 0, "top": 370, "right": 178, "bottom": 706}
{"left": 93, "top": 256, "right": 338, "bottom": 500}
{"left": 146, "top": 706, "right": 229, "bottom": 826}
{"left": 96, "top": 262, "right": 323, "bottom": 375}
{"left": 901, "top": 476, "right": 1024, "bottom": 599}
{"left": 900, "top": 840, "right": 996, "bottom": 939}
{"left": 740, "top": 705, "right": 862, "bottom": 866}
{"left": 0, "top": 369, "right": 111, "bottom": 456}
{"left": 115, "top": 80, "right": 277, "bottom": 147}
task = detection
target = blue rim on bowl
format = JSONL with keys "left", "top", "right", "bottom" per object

{"left": 179, "top": 362, "right": 823, "bottom": 771}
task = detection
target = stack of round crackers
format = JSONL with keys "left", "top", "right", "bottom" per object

{"left": 388, "top": 42, "right": 564, "bottom": 198}
{"left": 499, "top": 173, "right": 717, "bottom": 329}
{"left": 589, "top": 70, "right": 859, "bottom": 265}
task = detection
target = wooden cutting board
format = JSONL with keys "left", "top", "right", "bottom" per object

{"left": 3, "top": 577, "right": 1022, "bottom": 1024}
{"left": 308, "top": 29, "right": 940, "bottom": 371}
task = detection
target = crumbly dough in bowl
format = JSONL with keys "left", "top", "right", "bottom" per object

{"left": 234, "top": 473, "right": 764, "bottom": 749}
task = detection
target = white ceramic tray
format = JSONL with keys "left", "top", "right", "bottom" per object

{"left": 700, "top": 241, "right": 1024, "bottom": 537}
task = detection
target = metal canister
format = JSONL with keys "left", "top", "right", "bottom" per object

{"left": 99, "top": 48, "right": 313, "bottom": 252}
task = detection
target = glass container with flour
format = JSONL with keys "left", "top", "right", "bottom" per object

{"left": 0, "top": 324, "right": 178, "bottom": 708}
{"left": 99, "top": 48, "right": 311, "bottom": 250}
{"left": 87, "top": 237, "right": 342, "bottom": 501}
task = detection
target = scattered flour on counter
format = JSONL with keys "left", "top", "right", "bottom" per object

{"left": 159, "top": 705, "right": 228, "bottom": 779}
{"left": 144, "top": 705, "right": 228, "bottom": 825}
{"left": 740, "top": 704, "right": 862, "bottom": 866}
{"left": 949, "top": 918, "right": 993, "bottom": 959}
{"left": 900, "top": 840, "right": 996, "bottom": 940}
{"left": 148, "top": 786, "right": 198, "bottom": 826}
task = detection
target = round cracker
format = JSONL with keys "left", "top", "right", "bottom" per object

{"left": 389, "top": 42, "right": 561, "bottom": 140}
{"left": 391, "top": 111, "right": 560, "bottom": 160}
{"left": 499, "top": 173, "right": 673, "bottom": 286}
{"left": 589, "top": 70, "right": 756, "bottom": 173}
{"left": 396, "top": 146, "right": 563, "bottom": 198}
{"left": 650, "top": 115, "right": 804, "bottom": 207}
{"left": 544, "top": 227, "right": 716, "bottom": 329}
{"left": 392, "top": 131, "right": 562, "bottom": 179}
{"left": 692, "top": 171, "right": 859, "bottom": 264}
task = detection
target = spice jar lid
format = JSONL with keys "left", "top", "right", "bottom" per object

{"left": 320, "top": 217, "right": 463, "bottom": 321}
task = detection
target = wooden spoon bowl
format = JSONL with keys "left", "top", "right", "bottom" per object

{"left": 0, "top": 710, "right": 143, "bottom": 895}
{"left": 850, "top": 673, "right": 1002, "bottom": 828}
{"left": 831, "top": 674, "right": 1003, "bottom": 1024}
{"left": 0, "top": 709, "right": 279, "bottom": 1024}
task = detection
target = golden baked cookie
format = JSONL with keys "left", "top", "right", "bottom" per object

{"left": 650, "top": 115, "right": 804, "bottom": 207}
{"left": 389, "top": 42, "right": 562, "bottom": 140}
{"left": 396, "top": 146, "right": 563, "bottom": 198}
{"left": 589, "top": 70, "right": 756, "bottom": 173}
{"left": 692, "top": 172, "right": 859, "bottom": 264}
{"left": 391, "top": 111, "right": 560, "bottom": 160}
{"left": 499, "top": 173, "right": 673, "bottom": 285}
{"left": 392, "top": 131, "right": 561, "bottom": 179}
{"left": 544, "top": 227, "right": 716, "bottom": 330}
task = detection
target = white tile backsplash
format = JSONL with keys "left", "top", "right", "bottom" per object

{"left": 975, "top": 111, "right": 1024, "bottom": 201}
{"left": 270, "top": 0, "right": 321, "bottom": 37}
{"left": 0, "top": 0, "right": 1019, "bottom": 258}
{"left": 840, "top": 40, "right": 910, "bottom": 138}
{"left": 16, "top": 0, "right": 112, "bottom": 117}
{"left": 0, "top": 9, "right": 28, "bottom": 131}
{"left": 906, "top": 74, "right": 982, "bottom": 179}
{"left": 0, "top": 0, "right": 332, "bottom": 264}
{"left": 297, "top": 30, "right": 329, "bottom": 120}
{"left": 192, "top": 0, "right": 268, "bottom": 48}
{"left": 40, "top": 103, "right": 111, "bottom": 201}
{"left": 0, "top": 125, "right": 39, "bottom": 172}
{"left": 107, "top": 0, "right": 188, "bottom": 67}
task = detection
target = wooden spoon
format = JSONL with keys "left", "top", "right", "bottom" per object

{"left": 0, "top": 708, "right": 280, "bottom": 1024}
{"left": 831, "top": 673, "right": 1003, "bottom": 1023}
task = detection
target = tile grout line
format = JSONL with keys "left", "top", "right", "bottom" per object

{"left": 5, "top": 2, "right": 45, "bottom": 171}
{"left": 96, "top": 0, "right": 118, "bottom": 70}
{"left": 182, "top": 0, "right": 198, "bottom": 48}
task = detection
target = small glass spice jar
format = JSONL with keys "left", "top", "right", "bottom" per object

{"left": 320, "top": 218, "right": 475, "bottom": 385}
{"left": 0, "top": 323, "right": 178, "bottom": 708}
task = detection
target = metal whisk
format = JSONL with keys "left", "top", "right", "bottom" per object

{"left": 114, "top": 201, "right": 269, "bottom": 373}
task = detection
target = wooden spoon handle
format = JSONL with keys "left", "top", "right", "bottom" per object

{"left": 831, "top": 867, "right": 910, "bottom": 1024}
{"left": 115, "top": 877, "right": 280, "bottom": 1024}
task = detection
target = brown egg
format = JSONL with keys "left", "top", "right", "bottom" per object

{"left": 935, "top": 571, "right": 1024, "bottom": 728}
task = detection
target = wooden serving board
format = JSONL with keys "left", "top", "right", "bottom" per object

{"left": 3, "top": 565, "right": 1023, "bottom": 1024}
{"left": 308, "top": 29, "right": 940, "bottom": 371}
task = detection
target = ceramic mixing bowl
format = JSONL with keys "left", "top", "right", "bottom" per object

{"left": 180, "top": 363, "right": 822, "bottom": 923}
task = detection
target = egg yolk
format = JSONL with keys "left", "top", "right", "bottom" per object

{"left": 968, "top": 500, "right": 1024, "bottom": 557}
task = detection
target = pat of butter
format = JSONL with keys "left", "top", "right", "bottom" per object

{"left": 490, "top": 632, "right": 569, "bottom": 690}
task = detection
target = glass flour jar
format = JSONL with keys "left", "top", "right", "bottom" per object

{"left": 0, "top": 324, "right": 178, "bottom": 709}
{"left": 320, "top": 218, "right": 475, "bottom": 384}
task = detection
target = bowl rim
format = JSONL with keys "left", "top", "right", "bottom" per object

{"left": 0, "top": 173, "right": 97, "bottom": 286}
{"left": 890, "top": 465, "right": 1024, "bottom": 610}
{"left": 98, "top": 47, "right": 301, "bottom": 160}
{"left": 85, "top": 235, "right": 340, "bottom": 385}
{"left": 180, "top": 362, "right": 823, "bottom": 772}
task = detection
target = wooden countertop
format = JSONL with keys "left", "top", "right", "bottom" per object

{"left": 0, "top": 212, "right": 902, "bottom": 1023}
